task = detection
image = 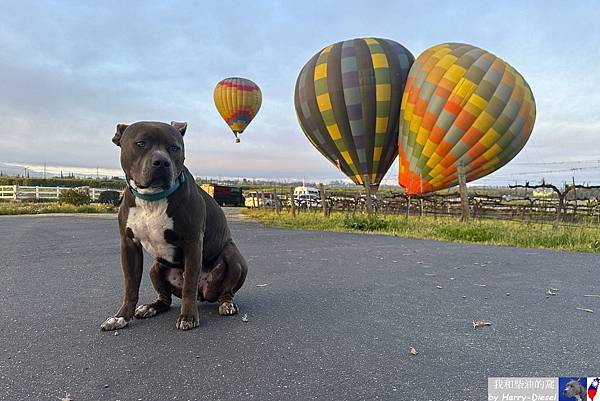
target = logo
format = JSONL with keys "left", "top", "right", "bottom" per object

{"left": 559, "top": 377, "right": 587, "bottom": 401}
{"left": 588, "top": 377, "right": 599, "bottom": 401}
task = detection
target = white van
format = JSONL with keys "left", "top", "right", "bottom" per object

{"left": 294, "top": 186, "right": 320, "bottom": 197}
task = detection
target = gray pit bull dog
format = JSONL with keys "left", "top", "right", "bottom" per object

{"left": 563, "top": 378, "right": 586, "bottom": 401}
{"left": 100, "top": 121, "right": 248, "bottom": 331}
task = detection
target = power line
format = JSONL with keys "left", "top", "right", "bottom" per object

{"left": 497, "top": 166, "right": 598, "bottom": 176}
{"left": 511, "top": 158, "right": 600, "bottom": 166}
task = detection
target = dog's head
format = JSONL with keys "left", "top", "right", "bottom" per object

{"left": 112, "top": 121, "right": 187, "bottom": 192}
{"left": 563, "top": 379, "right": 585, "bottom": 399}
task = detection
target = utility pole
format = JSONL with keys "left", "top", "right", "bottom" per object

{"left": 457, "top": 161, "right": 469, "bottom": 221}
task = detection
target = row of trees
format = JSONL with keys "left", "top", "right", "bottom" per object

{"left": 0, "top": 176, "right": 127, "bottom": 189}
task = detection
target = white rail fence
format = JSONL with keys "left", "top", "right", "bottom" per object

{"left": 0, "top": 185, "right": 123, "bottom": 202}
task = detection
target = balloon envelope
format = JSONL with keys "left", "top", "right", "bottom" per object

{"left": 295, "top": 37, "right": 414, "bottom": 189}
{"left": 398, "top": 43, "right": 536, "bottom": 194}
{"left": 214, "top": 77, "right": 262, "bottom": 142}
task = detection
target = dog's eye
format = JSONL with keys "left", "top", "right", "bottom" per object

{"left": 136, "top": 141, "right": 146, "bottom": 148}
{"left": 170, "top": 145, "right": 180, "bottom": 151}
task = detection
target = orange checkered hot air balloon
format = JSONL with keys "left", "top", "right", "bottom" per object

{"left": 398, "top": 43, "right": 536, "bottom": 194}
{"left": 213, "top": 77, "right": 262, "bottom": 143}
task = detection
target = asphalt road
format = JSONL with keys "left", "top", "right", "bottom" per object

{"left": 1, "top": 211, "right": 598, "bottom": 401}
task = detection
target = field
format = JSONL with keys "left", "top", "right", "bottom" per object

{"left": 245, "top": 209, "right": 600, "bottom": 253}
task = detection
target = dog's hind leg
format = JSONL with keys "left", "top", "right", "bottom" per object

{"left": 134, "top": 262, "right": 173, "bottom": 319}
{"left": 216, "top": 243, "right": 248, "bottom": 316}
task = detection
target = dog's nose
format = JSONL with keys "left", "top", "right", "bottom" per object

{"left": 151, "top": 158, "right": 171, "bottom": 168}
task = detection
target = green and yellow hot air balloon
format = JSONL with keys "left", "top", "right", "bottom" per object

{"left": 398, "top": 43, "right": 536, "bottom": 194}
{"left": 294, "top": 37, "right": 414, "bottom": 191}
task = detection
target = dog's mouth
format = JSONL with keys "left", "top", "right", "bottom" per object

{"left": 129, "top": 178, "right": 172, "bottom": 193}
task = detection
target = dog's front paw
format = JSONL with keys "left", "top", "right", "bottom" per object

{"left": 100, "top": 316, "right": 129, "bottom": 331}
{"left": 134, "top": 304, "right": 157, "bottom": 319}
{"left": 176, "top": 314, "right": 199, "bottom": 330}
{"left": 218, "top": 301, "right": 238, "bottom": 316}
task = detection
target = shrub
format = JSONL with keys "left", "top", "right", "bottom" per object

{"left": 98, "top": 190, "right": 121, "bottom": 206}
{"left": 59, "top": 189, "right": 91, "bottom": 206}
{"left": 342, "top": 214, "right": 389, "bottom": 231}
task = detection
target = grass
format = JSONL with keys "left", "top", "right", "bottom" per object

{"left": 0, "top": 202, "right": 117, "bottom": 215}
{"left": 244, "top": 209, "right": 600, "bottom": 253}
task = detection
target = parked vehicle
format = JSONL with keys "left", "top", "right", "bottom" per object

{"left": 200, "top": 184, "right": 244, "bottom": 206}
{"left": 244, "top": 191, "right": 281, "bottom": 208}
{"left": 294, "top": 186, "right": 320, "bottom": 197}
{"left": 296, "top": 193, "right": 321, "bottom": 209}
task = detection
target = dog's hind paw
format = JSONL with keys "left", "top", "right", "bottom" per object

{"left": 218, "top": 301, "right": 238, "bottom": 316}
{"left": 134, "top": 304, "right": 157, "bottom": 319}
{"left": 100, "top": 316, "right": 129, "bottom": 331}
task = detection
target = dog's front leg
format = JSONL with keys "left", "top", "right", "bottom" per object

{"left": 100, "top": 237, "right": 143, "bottom": 331}
{"left": 176, "top": 237, "right": 202, "bottom": 330}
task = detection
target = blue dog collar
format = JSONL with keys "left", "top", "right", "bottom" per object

{"left": 127, "top": 173, "right": 186, "bottom": 202}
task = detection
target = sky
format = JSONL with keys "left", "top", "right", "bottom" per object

{"left": 1, "top": 1, "right": 599, "bottom": 186}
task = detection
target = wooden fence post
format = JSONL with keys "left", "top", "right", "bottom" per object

{"left": 289, "top": 187, "right": 296, "bottom": 218}
{"left": 13, "top": 185, "right": 18, "bottom": 201}
{"left": 458, "top": 162, "right": 469, "bottom": 221}
{"left": 363, "top": 175, "right": 373, "bottom": 214}
{"left": 319, "top": 183, "right": 328, "bottom": 217}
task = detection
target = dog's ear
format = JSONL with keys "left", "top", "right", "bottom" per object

{"left": 171, "top": 121, "right": 187, "bottom": 136}
{"left": 112, "top": 124, "right": 129, "bottom": 146}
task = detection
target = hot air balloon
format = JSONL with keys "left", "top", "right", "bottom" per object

{"left": 294, "top": 38, "right": 414, "bottom": 191}
{"left": 214, "top": 77, "right": 262, "bottom": 143}
{"left": 398, "top": 43, "right": 536, "bottom": 194}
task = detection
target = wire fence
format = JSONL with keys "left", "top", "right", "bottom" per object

{"left": 244, "top": 182, "right": 600, "bottom": 228}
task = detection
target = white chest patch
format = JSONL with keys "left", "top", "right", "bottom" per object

{"left": 126, "top": 198, "right": 177, "bottom": 263}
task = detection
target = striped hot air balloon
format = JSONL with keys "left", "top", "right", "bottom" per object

{"left": 398, "top": 43, "right": 536, "bottom": 194}
{"left": 213, "top": 77, "right": 262, "bottom": 143}
{"left": 294, "top": 37, "right": 414, "bottom": 190}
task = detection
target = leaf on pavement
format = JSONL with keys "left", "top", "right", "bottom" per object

{"left": 473, "top": 320, "right": 492, "bottom": 329}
